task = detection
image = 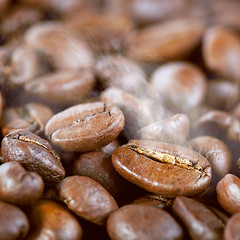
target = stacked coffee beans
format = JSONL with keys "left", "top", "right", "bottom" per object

{"left": 1, "top": 0, "right": 240, "bottom": 239}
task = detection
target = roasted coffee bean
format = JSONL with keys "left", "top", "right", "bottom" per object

{"left": 58, "top": 175, "right": 118, "bottom": 225}
{"left": 0, "top": 200, "right": 29, "bottom": 240}
{"left": 1, "top": 102, "right": 53, "bottom": 137}
{"left": 112, "top": 140, "right": 211, "bottom": 198}
{"left": 24, "top": 70, "right": 95, "bottom": 104}
{"left": 216, "top": 174, "right": 240, "bottom": 214}
{"left": 25, "top": 22, "right": 94, "bottom": 71}
{"left": 150, "top": 61, "right": 207, "bottom": 111}
{"left": 107, "top": 204, "right": 183, "bottom": 240}
{"left": 28, "top": 200, "right": 83, "bottom": 240}
{"left": 207, "top": 206, "right": 230, "bottom": 225}
{"left": 95, "top": 55, "right": 148, "bottom": 98}
{"left": 126, "top": 17, "right": 205, "bottom": 62}
{"left": 189, "top": 136, "right": 232, "bottom": 182}
{"left": 0, "top": 161, "right": 44, "bottom": 205}
{"left": 224, "top": 212, "right": 240, "bottom": 240}
{"left": 73, "top": 150, "right": 124, "bottom": 199}
{"left": 1, "top": 129, "right": 65, "bottom": 184}
{"left": 135, "top": 113, "right": 190, "bottom": 144}
{"left": 206, "top": 79, "right": 239, "bottom": 110}
{"left": 173, "top": 196, "right": 224, "bottom": 240}
{"left": 203, "top": 25, "right": 240, "bottom": 81}
{"left": 101, "top": 139, "right": 120, "bottom": 155}
{"left": 45, "top": 102, "right": 125, "bottom": 152}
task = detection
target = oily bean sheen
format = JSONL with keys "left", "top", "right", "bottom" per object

{"left": 1, "top": 129, "right": 65, "bottom": 184}
{"left": 107, "top": 204, "right": 183, "bottom": 240}
{"left": 112, "top": 140, "right": 211, "bottom": 197}
{"left": 0, "top": 200, "right": 29, "bottom": 240}
{"left": 45, "top": 102, "right": 125, "bottom": 152}
{"left": 58, "top": 176, "right": 118, "bottom": 225}
{"left": 173, "top": 196, "right": 224, "bottom": 240}
{"left": 0, "top": 161, "right": 44, "bottom": 205}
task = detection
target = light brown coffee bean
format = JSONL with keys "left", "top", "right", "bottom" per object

{"left": 224, "top": 212, "right": 240, "bottom": 240}
{"left": 203, "top": 25, "right": 240, "bottom": 81}
{"left": 126, "top": 17, "right": 205, "bottom": 62}
{"left": 216, "top": 174, "right": 240, "bottom": 214}
{"left": 135, "top": 113, "right": 190, "bottom": 144}
{"left": 24, "top": 70, "right": 95, "bottom": 104}
{"left": 45, "top": 102, "right": 125, "bottom": 152}
{"left": 58, "top": 176, "right": 118, "bottom": 225}
{"left": 28, "top": 200, "right": 83, "bottom": 240}
{"left": 112, "top": 140, "right": 211, "bottom": 197}
{"left": 107, "top": 204, "right": 183, "bottom": 240}
{"left": 0, "top": 161, "right": 44, "bottom": 205}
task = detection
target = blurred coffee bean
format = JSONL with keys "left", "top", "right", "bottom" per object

{"left": 0, "top": 0, "right": 10, "bottom": 15}
{"left": 65, "top": 11, "right": 133, "bottom": 53}
{"left": 24, "top": 22, "right": 94, "bottom": 71}
{"left": 95, "top": 55, "right": 149, "bottom": 98}
{"left": 205, "top": 79, "right": 239, "bottom": 110}
{"left": 101, "top": 139, "right": 120, "bottom": 155}
{"left": 207, "top": 206, "right": 230, "bottom": 224}
{"left": 73, "top": 150, "right": 125, "bottom": 199}
{"left": 224, "top": 212, "right": 240, "bottom": 240}
{"left": 135, "top": 113, "right": 190, "bottom": 144}
{"left": 28, "top": 200, "right": 83, "bottom": 240}
{"left": 203, "top": 25, "right": 240, "bottom": 81}
{"left": 173, "top": 196, "right": 224, "bottom": 240}
{"left": 0, "top": 161, "right": 44, "bottom": 205}
{"left": 24, "top": 70, "right": 95, "bottom": 104}
{"left": 189, "top": 136, "right": 232, "bottom": 182}
{"left": 1, "top": 102, "right": 53, "bottom": 136}
{"left": 58, "top": 176, "right": 118, "bottom": 225}
{"left": 0, "top": 5, "right": 43, "bottom": 39}
{"left": 0, "top": 200, "right": 29, "bottom": 240}
{"left": 126, "top": 17, "right": 205, "bottom": 62}
{"left": 112, "top": 140, "right": 211, "bottom": 197}
{"left": 150, "top": 61, "right": 207, "bottom": 111}
{"left": 107, "top": 204, "right": 183, "bottom": 240}
{"left": 1, "top": 129, "right": 65, "bottom": 184}
{"left": 45, "top": 102, "right": 125, "bottom": 152}
{"left": 216, "top": 174, "right": 240, "bottom": 214}
{"left": 100, "top": 87, "right": 159, "bottom": 139}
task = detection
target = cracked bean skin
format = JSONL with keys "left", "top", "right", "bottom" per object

{"left": 45, "top": 102, "right": 125, "bottom": 152}
{"left": 1, "top": 129, "right": 65, "bottom": 184}
{"left": 112, "top": 140, "right": 212, "bottom": 198}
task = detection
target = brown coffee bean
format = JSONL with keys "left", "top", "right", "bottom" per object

{"left": 150, "top": 61, "right": 207, "bottom": 111}
{"left": 216, "top": 174, "right": 240, "bottom": 214}
{"left": 173, "top": 196, "right": 224, "bottom": 240}
{"left": 189, "top": 136, "right": 232, "bottom": 182}
{"left": 112, "top": 140, "right": 211, "bottom": 198}
{"left": 58, "top": 176, "right": 118, "bottom": 225}
{"left": 100, "top": 87, "right": 159, "bottom": 139}
{"left": 1, "top": 102, "right": 53, "bottom": 137}
{"left": 135, "top": 113, "right": 190, "bottom": 144}
{"left": 24, "top": 70, "right": 95, "bottom": 104}
{"left": 126, "top": 17, "right": 205, "bottom": 62}
{"left": 73, "top": 150, "right": 124, "bottom": 198}
{"left": 95, "top": 55, "right": 148, "bottom": 98}
{"left": 207, "top": 206, "right": 230, "bottom": 225}
{"left": 45, "top": 102, "right": 125, "bottom": 152}
{"left": 1, "top": 129, "right": 65, "bottom": 184}
{"left": 107, "top": 204, "right": 183, "bottom": 240}
{"left": 203, "top": 25, "right": 240, "bottom": 81}
{"left": 28, "top": 200, "right": 83, "bottom": 240}
{"left": 25, "top": 22, "right": 93, "bottom": 71}
{"left": 224, "top": 212, "right": 240, "bottom": 240}
{"left": 206, "top": 79, "right": 239, "bottom": 110}
{"left": 101, "top": 139, "right": 120, "bottom": 155}
{"left": 0, "top": 0, "right": 10, "bottom": 15}
{"left": 0, "top": 161, "right": 44, "bottom": 205}
{"left": 0, "top": 200, "right": 29, "bottom": 240}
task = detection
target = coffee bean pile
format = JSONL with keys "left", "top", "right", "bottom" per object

{"left": 0, "top": 0, "right": 240, "bottom": 239}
